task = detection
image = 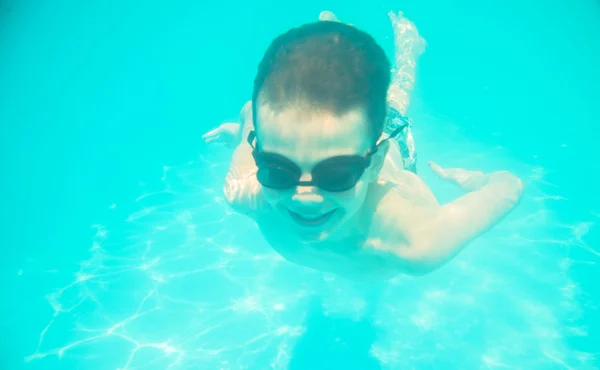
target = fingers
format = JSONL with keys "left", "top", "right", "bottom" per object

{"left": 201, "top": 131, "right": 216, "bottom": 139}
{"left": 429, "top": 161, "right": 488, "bottom": 191}
{"left": 204, "top": 135, "right": 220, "bottom": 143}
{"left": 428, "top": 161, "right": 448, "bottom": 179}
{"left": 202, "top": 127, "right": 221, "bottom": 140}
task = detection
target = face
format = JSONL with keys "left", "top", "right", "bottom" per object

{"left": 255, "top": 103, "right": 388, "bottom": 242}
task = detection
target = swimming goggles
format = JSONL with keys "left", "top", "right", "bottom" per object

{"left": 247, "top": 124, "right": 406, "bottom": 192}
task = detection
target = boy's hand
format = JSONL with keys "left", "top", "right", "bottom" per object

{"left": 428, "top": 161, "right": 488, "bottom": 192}
{"left": 202, "top": 122, "right": 241, "bottom": 149}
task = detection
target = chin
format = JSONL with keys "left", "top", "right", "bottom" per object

{"left": 292, "top": 227, "right": 334, "bottom": 243}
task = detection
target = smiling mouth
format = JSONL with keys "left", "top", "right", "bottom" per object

{"left": 287, "top": 209, "right": 336, "bottom": 227}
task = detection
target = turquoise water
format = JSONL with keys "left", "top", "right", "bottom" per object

{"left": 1, "top": 1, "right": 599, "bottom": 369}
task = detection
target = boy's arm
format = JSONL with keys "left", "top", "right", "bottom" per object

{"left": 223, "top": 101, "right": 266, "bottom": 217}
{"left": 416, "top": 170, "right": 523, "bottom": 269}
{"left": 378, "top": 166, "right": 524, "bottom": 275}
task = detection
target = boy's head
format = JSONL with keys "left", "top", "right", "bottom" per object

{"left": 250, "top": 21, "right": 392, "bottom": 241}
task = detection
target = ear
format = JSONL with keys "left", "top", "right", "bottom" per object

{"left": 363, "top": 140, "right": 390, "bottom": 182}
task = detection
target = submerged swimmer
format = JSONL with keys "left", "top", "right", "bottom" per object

{"left": 204, "top": 12, "right": 524, "bottom": 281}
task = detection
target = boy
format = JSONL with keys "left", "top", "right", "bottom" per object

{"left": 205, "top": 12, "right": 524, "bottom": 281}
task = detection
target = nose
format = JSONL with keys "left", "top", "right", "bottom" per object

{"left": 292, "top": 186, "right": 323, "bottom": 202}
{"left": 291, "top": 173, "right": 324, "bottom": 204}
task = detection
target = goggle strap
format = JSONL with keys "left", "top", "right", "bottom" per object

{"left": 387, "top": 120, "right": 409, "bottom": 141}
{"left": 247, "top": 130, "right": 257, "bottom": 149}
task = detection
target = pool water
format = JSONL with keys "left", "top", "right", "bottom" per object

{"left": 1, "top": 0, "right": 599, "bottom": 369}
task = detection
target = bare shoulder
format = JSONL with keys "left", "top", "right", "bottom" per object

{"left": 366, "top": 176, "right": 439, "bottom": 252}
{"left": 377, "top": 139, "right": 436, "bottom": 205}
{"left": 378, "top": 166, "right": 439, "bottom": 208}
